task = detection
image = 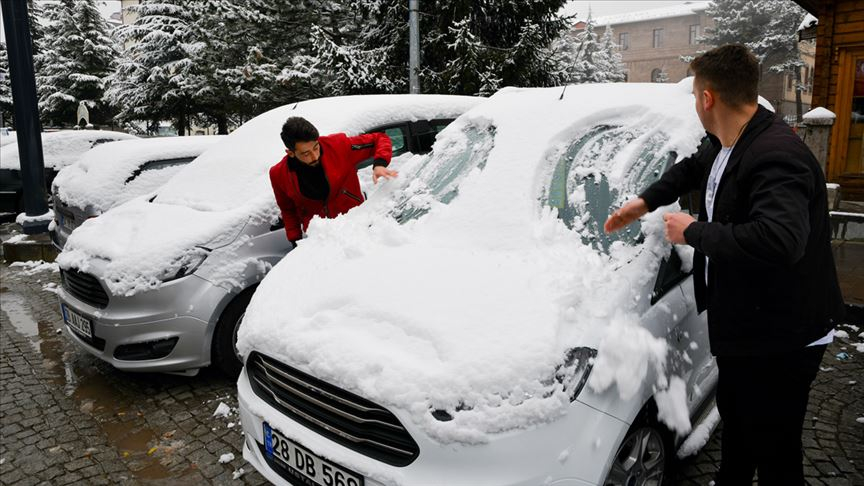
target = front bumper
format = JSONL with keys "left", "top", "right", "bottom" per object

{"left": 58, "top": 273, "right": 231, "bottom": 373}
{"left": 237, "top": 367, "right": 628, "bottom": 486}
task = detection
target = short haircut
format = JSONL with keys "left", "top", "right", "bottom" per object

{"left": 280, "top": 117, "right": 319, "bottom": 150}
{"left": 690, "top": 44, "right": 759, "bottom": 108}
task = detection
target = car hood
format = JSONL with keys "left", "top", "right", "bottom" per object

{"left": 56, "top": 197, "right": 263, "bottom": 296}
{"left": 238, "top": 81, "right": 707, "bottom": 443}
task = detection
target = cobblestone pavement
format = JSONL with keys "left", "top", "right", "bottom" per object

{"left": 1, "top": 255, "right": 863, "bottom": 485}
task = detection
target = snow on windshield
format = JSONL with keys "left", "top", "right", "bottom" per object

{"left": 238, "top": 81, "right": 706, "bottom": 445}
{"left": 0, "top": 130, "right": 138, "bottom": 170}
{"left": 54, "top": 136, "right": 223, "bottom": 212}
{"left": 57, "top": 95, "right": 481, "bottom": 296}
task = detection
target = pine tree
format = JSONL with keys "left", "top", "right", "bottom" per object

{"left": 0, "top": 43, "right": 11, "bottom": 129}
{"left": 36, "top": 0, "right": 116, "bottom": 127}
{"left": 303, "top": 0, "right": 569, "bottom": 96}
{"left": 556, "top": 16, "right": 626, "bottom": 85}
{"left": 701, "top": 0, "right": 810, "bottom": 120}
{"left": 105, "top": 1, "right": 208, "bottom": 135}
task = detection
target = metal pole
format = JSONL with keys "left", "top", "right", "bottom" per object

{"left": 1, "top": 0, "right": 49, "bottom": 234}
{"left": 408, "top": 0, "right": 420, "bottom": 94}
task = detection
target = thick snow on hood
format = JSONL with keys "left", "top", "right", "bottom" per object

{"left": 238, "top": 81, "right": 706, "bottom": 444}
{"left": 57, "top": 95, "right": 482, "bottom": 295}
{"left": 54, "top": 135, "right": 223, "bottom": 213}
{"left": 0, "top": 130, "right": 138, "bottom": 170}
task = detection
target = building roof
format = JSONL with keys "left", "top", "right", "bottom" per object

{"left": 587, "top": 1, "right": 711, "bottom": 27}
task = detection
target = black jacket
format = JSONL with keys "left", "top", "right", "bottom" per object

{"left": 640, "top": 105, "right": 844, "bottom": 356}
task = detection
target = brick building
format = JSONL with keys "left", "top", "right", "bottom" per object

{"left": 572, "top": 1, "right": 815, "bottom": 123}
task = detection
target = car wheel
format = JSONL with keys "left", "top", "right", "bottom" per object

{"left": 604, "top": 422, "right": 672, "bottom": 486}
{"left": 212, "top": 287, "right": 256, "bottom": 377}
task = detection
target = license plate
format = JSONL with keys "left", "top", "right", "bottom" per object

{"left": 61, "top": 304, "right": 92, "bottom": 339}
{"left": 264, "top": 422, "right": 364, "bottom": 486}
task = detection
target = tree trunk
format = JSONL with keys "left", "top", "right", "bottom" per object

{"left": 217, "top": 114, "right": 228, "bottom": 135}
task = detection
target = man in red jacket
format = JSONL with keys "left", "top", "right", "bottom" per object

{"left": 269, "top": 117, "right": 398, "bottom": 244}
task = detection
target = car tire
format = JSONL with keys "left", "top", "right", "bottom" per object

{"left": 212, "top": 286, "right": 256, "bottom": 377}
{"left": 603, "top": 405, "right": 675, "bottom": 486}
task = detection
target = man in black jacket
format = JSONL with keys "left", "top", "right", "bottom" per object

{"left": 605, "top": 45, "right": 844, "bottom": 485}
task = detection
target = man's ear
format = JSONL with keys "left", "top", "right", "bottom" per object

{"left": 285, "top": 148, "right": 294, "bottom": 156}
{"left": 702, "top": 89, "right": 715, "bottom": 111}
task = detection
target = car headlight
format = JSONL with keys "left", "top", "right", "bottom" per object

{"left": 160, "top": 248, "right": 209, "bottom": 282}
{"left": 429, "top": 347, "right": 597, "bottom": 423}
{"left": 556, "top": 346, "right": 597, "bottom": 401}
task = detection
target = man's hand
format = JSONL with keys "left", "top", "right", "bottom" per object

{"left": 663, "top": 212, "right": 696, "bottom": 244}
{"left": 604, "top": 198, "right": 649, "bottom": 233}
{"left": 372, "top": 166, "right": 398, "bottom": 184}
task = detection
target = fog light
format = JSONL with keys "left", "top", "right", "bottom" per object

{"left": 114, "top": 337, "right": 179, "bottom": 361}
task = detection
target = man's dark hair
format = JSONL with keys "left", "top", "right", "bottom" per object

{"left": 280, "top": 117, "right": 319, "bottom": 150}
{"left": 690, "top": 44, "right": 759, "bottom": 108}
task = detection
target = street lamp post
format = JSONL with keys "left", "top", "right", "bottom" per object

{"left": 1, "top": 0, "right": 49, "bottom": 234}
{"left": 408, "top": 0, "right": 420, "bottom": 94}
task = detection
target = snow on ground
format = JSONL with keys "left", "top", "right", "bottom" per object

{"left": 58, "top": 95, "right": 480, "bottom": 296}
{"left": 212, "top": 402, "right": 232, "bottom": 418}
{"left": 9, "top": 260, "right": 60, "bottom": 276}
{"left": 54, "top": 135, "right": 222, "bottom": 212}
{"left": 239, "top": 81, "right": 705, "bottom": 445}
{"left": 677, "top": 406, "right": 720, "bottom": 458}
{"left": 0, "top": 130, "right": 138, "bottom": 170}
{"left": 218, "top": 453, "right": 234, "bottom": 464}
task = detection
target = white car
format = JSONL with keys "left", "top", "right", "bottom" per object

{"left": 237, "top": 81, "right": 719, "bottom": 485}
{"left": 55, "top": 95, "right": 483, "bottom": 377}
{"left": 50, "top": 135, "right": 224, "bottom": 249}
{"left": 0, "top": 129, "right": 138, "bottom": 213}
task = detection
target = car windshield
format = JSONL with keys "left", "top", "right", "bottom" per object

{"left": 543, "top": 125, "right": 675, "bottom": 253}
{"left": 390, "top": 123, "right": 495, "bottom": 223}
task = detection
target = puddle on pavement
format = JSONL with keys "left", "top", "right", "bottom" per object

{"left": 68, "top": 361, "right": 174, "bottom": 480}
{"left": 1, "top": 292, "right": 42, "bottom": 350}
{"left": 1, "top": 285, "right": 187, "bottom": 481}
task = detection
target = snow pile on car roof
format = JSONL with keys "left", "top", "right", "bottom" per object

{"left": 0, "top": 130, "right": 138, "bottom": 170}
{"left": 238, "top": 81, "right": 707, "bottom": 445}
{"left": 54, "top": 135, "right": 223, "bottom": 212}
{"left": 57, "top": 95, "right": 481, "bottom": 295}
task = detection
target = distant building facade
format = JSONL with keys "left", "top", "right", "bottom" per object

{"left": 572, "top": 1, "right": 815, "bottom": 123}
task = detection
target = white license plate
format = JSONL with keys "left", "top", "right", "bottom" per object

{"left": 264, "top": 422, "right": 364, "bottom": 486}
{"left": 61, "top": 304, "right": 92, "bottom": 339}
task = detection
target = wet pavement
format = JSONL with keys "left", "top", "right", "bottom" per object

{"left": 0, "top": 232, "right": 862, "bottom": 485}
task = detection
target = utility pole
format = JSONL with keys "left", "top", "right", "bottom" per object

{"left": 1, "top": 0, "right": 49, "bottom": 234}
{"left": 408, "top": 0, "right": 420, "bottom": 94}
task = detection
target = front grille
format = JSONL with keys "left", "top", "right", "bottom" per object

{"left": 247, "top": 352, "right": 419, "bottom": 467}
{"left": 61, "top": 268, "right": 109, "bottom": 309}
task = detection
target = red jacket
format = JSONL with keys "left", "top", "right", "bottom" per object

{"left": 269, "top": 132, "right": 392, "bottom": 241}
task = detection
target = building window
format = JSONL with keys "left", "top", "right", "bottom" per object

{"left": 787, "top": 74, "right": 794, "bottom": 91}
{"left": 619, "top": 32, "right": 630, "bottom": 51}
{"left": 689, "top": 25, "right": 700, "bottom": 45}
{"left": 653, "top": 29, "right": 663, "bottom": 48}
{"left": 651, "top": 68, "right": 666, "bottom": 83}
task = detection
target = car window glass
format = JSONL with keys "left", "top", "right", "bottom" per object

{"left": 124, "top": 157, "right": 196, "bottom": 185}
{"left": 543, "top": 125, "right": 675, "bottom": 253}
{"left": 392, "top": 123, "right": 495, "bottom": 223}
{"left": 383, "top": 127, "right": 408, "bottom": 157}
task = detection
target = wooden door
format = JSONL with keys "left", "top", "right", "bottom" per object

{"left": 831, "top": 47, "right": 864, "bottom": 200}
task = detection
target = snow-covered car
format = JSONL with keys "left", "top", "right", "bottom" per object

{"left": 49, "top": 135, "right": 223, "bottom": 249}
{"left": 55, "top": 95, "right": 483, "bottom": 377}
{"left": 0, "top": 129, "right": 138, "bottom": 213}
{"left": 236, "top": 81, "right": 719, "bottom": 486}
